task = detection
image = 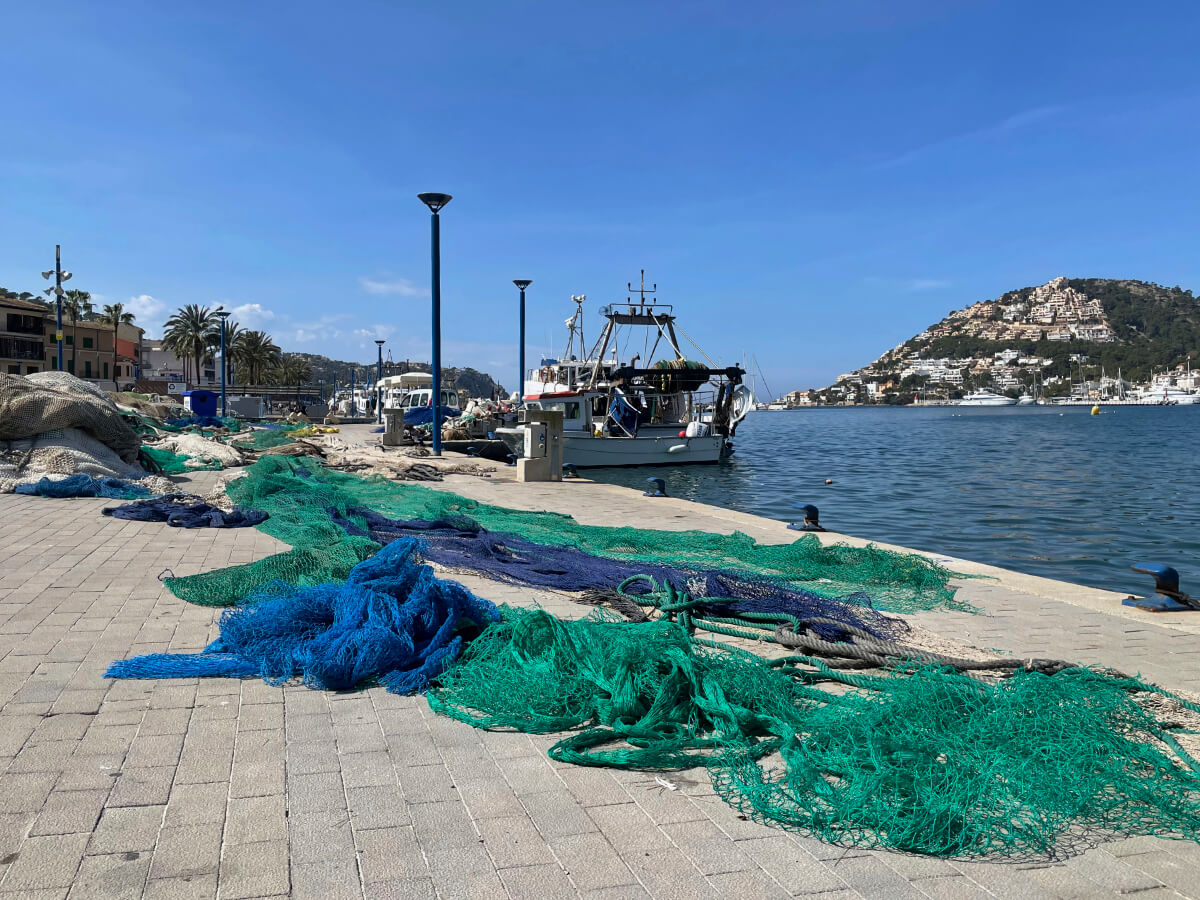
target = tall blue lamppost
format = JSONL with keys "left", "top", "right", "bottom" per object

{"left": 375, "top": 339, "right": 385, "bottom": 424}
{"left": 40, "top": 245, "right": 72, "bottom": 373}
{"left": 418, "top": 192, "right": 452, "bottom": 456}
{"left": 214, "top": 308, "right": 231, "bottom": 417}
{"left": 513, "top": 280, "right": 532, "bottom": 405}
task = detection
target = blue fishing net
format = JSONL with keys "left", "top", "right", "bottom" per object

{"left": 14, "top": 474, "right": 153, "bottom": 500}
{"left": 330, "top": 507, "right": 904, "bottom": 642}
{"left": 105, "top": 538, "right": 500, "bottom": 693}
{"left": 103, "top": 497, "right": 269, "bottom": 528}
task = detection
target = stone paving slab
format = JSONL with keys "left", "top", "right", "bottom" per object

{"left": 1, "top": 459, "right": 1199, "bottom": 899}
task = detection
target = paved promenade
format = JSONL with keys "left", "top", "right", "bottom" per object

{"left": 3, "top": 457, "right": 1200, "bottom": 899}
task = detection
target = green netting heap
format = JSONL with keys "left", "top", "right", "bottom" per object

{"left": 139, "top": 445, "right": 223, "bottom": 475}
{"left": 231, "top": 429, "right": 297, "bottom": 451}
{"left": 429, "top": 607, "right": 1200, "bottom": 857}
{"left": 164, "top": 457, "right": 962, "bottom": 612}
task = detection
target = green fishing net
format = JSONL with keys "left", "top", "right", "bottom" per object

{"left": 138, "top": 445, "right": 223, "bottom": 475}
{"left": 165, "top": 457, "right": 962, "bottom": 612}
{"left": 429, "top": 607, "right": 1200, "bottom": 857}
{"left": 231, "top": 429, "right": 296, "bottom": 451}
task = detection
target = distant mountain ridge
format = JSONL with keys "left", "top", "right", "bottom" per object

{"left": 822, "top": 277, "right": 1200, "bottom": 402}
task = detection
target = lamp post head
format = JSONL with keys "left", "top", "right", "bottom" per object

{"left": 513, "top": 279, "right": 532, "bottom": 290}
{"left": 417, "top": 192, "right": 453, "bottom": 213}
{"left": 215, "top": 310, "right": 231, "bottom": 319}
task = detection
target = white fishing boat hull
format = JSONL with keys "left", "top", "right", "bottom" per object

{"left": 562, "top": 432, "right": 727, "bottom": 467}
{"left": 496, "top": 427, "right": 727, "bottom": 467}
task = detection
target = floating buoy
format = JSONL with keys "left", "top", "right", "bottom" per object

{"left": 825, "top": 479, "right": 833, "bottom": 485}
{"left": 1091, "top": 405, "right": 1100, "bottom": 415}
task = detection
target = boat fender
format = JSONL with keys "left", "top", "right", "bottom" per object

{"left": 678, "top": 430, "right": 686, "bottom": 438}
{"left": 667, "top": 444, "right": 687, "bottom": 454}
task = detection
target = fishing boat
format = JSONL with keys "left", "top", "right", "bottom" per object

{"left": 957, "top": 390, "right": 1017, "bottom": 407}
{"left": 499, "top": 274, "right": 753, "bottom": 468}
{"left": 1015, "top": 393, "right": 1036, "bottom": 406}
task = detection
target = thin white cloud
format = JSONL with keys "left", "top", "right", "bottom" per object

{"left": 126, "top": 294, "right": 168, "bottom": 337}
{"left": 874, "top": 105, "right": 1065, "bottom": 169}
{"left": 229, "top": 302, "right": 276, "bottom": 329}
{"left": 352, "top": 324, "right": 397, "bottom": 342}
{"left": 359, "top": 276, "right": 428, "bottom": 297}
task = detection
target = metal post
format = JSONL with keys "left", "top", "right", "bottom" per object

{"left": 350, "top": 368, "right": 355, "bottom": 416}
{"left": 418, "top": 193, "right": 452, "bottom": 457}
{"left": 430, "top": 211, "right": 442, "bottom": 455}
{"left": 376, "top": 340, "right": 385, "bottom": 424}
{"left": 513, "top": 280, "right": 531, "bottom": 406}
{"left": 220, "top": 317, "right": 227, "bottom": 417}
{"left": 55, "top": 245, "right": 63, "bottom": 372}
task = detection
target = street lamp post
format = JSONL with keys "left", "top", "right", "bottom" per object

{"left": 513, "top": 280, "right": 532, "bottom": 406}
{"left": 215, "top": 309, "right": 231, "bottom": 417}
{"left": 418, "top": 192, "right": 452, "bottom": 456}
{"left": 40, "top": 245, "right": 72, "bottom": 373}
{"left": 375, "top": 339, "right": 386, "bottom": 424}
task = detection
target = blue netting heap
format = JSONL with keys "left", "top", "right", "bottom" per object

{"left": 103, "top": 497, "right": 269, "bottom": 528}
{"left": 14, "top": 474, "right": 154, "bottom": 500}
{"left": 105, "top": 538, "right": 500, "bottom": 693}
{"left": 330, "top": 507, "right": 904, "bottom": 642}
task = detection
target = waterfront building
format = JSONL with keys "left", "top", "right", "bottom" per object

{"left": 0, "top": 296, "right": 48, "bottom": 376}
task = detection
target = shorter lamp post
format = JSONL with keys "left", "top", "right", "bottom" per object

{"left": 513, "top": 280, "right": 532, "bottom": 405}
{"left": 418, "top": 192, "right": 452, "bottom": 456}
{"left": 214, "top": 308, "right": 231, "bottom": 417}
{"left": 375, "top": 339, "right": 386, "bottom": 424}
{"left": 40, "top": 245, "right": 72, "bottom": 373}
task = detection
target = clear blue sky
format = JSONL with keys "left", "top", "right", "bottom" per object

{"left": 3, "top": 0, "right": 1198, "bottom": 394}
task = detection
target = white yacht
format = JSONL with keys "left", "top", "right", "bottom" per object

{"left": 957, "top": 390, "right": 1017, "bottom": 407}
{"left": 1015, "top": 393, "right": 1036, "bottom": 406}
{"left": 498, "top": 275, "right": 753, "bottom": 468}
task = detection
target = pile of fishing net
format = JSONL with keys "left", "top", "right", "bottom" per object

{"left": 164, "top": 457, "right": 962, "bottom": 613}
{"left": 143, "top": 433, "right": 244, "bottom": 471}
{"left": 0, "top": 372, "right": 170, "bottom": 493}
{"left": 231, "top": 429, "right": 297, "bottom": 452}
{"left": 107, "top": 538, "right": 499, "bottom": 693}
{"left": 164, "top": 415, "right": 243, "bottom": 431}
{"left": 330, "top": 507, "right": 901, "bottom": 641}
{"left": 103, "top": 495, "right": 269, "bottom": 528}
{"left": 14, "top": 474, "right": 154, "bottom": 500}
{"left": 429, "top": 607, "right": 1200, "bottom": 858}
{"left": 110, "top": 392, "right": 187, "bottom": 421}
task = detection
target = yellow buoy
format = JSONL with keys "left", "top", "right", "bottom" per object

{"left": 1091, "top": 405, "right": 1100, "bottom": 415}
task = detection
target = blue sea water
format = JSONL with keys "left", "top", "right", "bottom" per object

{"left": 588, "top": 406, "right": 1200, "bottom": 599}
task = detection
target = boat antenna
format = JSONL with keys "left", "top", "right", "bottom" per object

{"left": 627, "top": 269, "right": 656, "bottom": 313}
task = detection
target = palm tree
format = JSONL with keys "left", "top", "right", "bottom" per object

{"left": 163, "top": 305, "right": 218, "bottom": 385}
{"left": 269, "top": 355, "right": 312, "bottom": 389}
{"left": 98, "top": 303, "right": 135, "bottom": 385}
{"left": 63, "top": 290, "right": 93, "bottom": 375}
{"left": 220, "top": 320, "right": 243, "bottom": 386}
{"left": 232, "top": 330, "right": 281, "bottom": 385}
